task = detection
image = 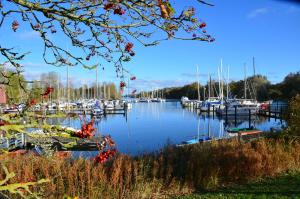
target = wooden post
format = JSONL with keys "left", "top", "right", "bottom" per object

{"left": 268, "top": 102, "right": 271, "bottom": 121}
{"left": 225, "top": 105, "right": 228, "bottom": 124}
{"left": 248, "top": 109, "right": 251, "bottom": 129}
{"left": 234, "top": 105, "right": 237, "bottom": 127}
{"left": 238, "top": 132, "right": 241, "bottom": 143}
{"left": 103, "top": 105, "right": 107, "bottom": 116}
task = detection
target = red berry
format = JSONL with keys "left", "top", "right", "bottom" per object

{"left": 120, "top": 81, "right": 126, "bottom": 88}
{"left": 12, "top": 20, "right": 19, "bottom": 32}
{"left": 125, "top": 42, "right": 133, "bottom": 52}
{"left": 199, "top": 22, "right": 206, "bottom": 29}
{"left": 104, "top": 3, "right": 114, "bottom": 10}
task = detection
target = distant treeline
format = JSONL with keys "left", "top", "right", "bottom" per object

{"left": 1, "top": 71, "right": 121, "bottom": 104}
{"left": 140, "top": 72, "right": 300, "bottom": 101}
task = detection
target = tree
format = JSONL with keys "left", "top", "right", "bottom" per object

{"left": 279, "top": 72, "right": 300, "bottom": 99}
{"left": 285, "top": 94, "right": 300, "bottom": 137}
{"left": 4, "top": 71, "right": 27, "bottom": 104}
{"left": 0, "top": 0, "right": 214, "bottom": 92}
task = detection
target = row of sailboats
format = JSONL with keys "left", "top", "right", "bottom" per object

{"left": 181, "top": 59, "right": 261, "bottom": 115}
{"left": 138, "top": 89, "right": 166, "bottom": 103}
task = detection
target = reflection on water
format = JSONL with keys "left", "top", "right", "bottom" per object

{"left": 47, "top": 101, "right": 284, "bottom": 156}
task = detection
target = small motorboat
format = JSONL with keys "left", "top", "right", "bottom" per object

{"left": 179, "top": 136, "right": 212, "bottom": 146}
{"left": 92, "top": 107, "right": 104, "bottom": 116}
{"left": 227, "top": 127, "right": 262, "bottom": 136}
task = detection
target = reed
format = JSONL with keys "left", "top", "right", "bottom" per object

{"left": 1, "top": 138, "right": 300, "bottom": 199}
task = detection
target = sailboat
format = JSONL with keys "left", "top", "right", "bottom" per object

{"left": 216, "top": 62, "right": 260, "bottom": 116}
{"left": 200, "top": 75, "right": 222, "bottom": 112}
{"left": 181, "top": 65, "right": 202, "bottom": 108}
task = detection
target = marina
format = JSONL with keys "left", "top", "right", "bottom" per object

{"left": 39, "top": 100, "right": 284, "bottom": 156}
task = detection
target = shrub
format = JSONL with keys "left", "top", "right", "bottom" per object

{"left": 1, "top": 138, "right": 300, "bottom": 198}
{"left": 284, "top": 94, "right": 300, "bottom": 137}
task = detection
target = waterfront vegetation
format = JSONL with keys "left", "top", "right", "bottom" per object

{"left": 148, "top": 72, "right": 300, "bottom": 101}
{"left": 1, "top": 135, "right": 300, "bottom": 198}
{"left": 1, "top": 94, "right": 299, "bottom": 198}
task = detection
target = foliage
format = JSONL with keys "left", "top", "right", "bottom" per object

{"left": 148, "top": 72, "right": 300, "bottom": 101}
{"left": 0, "top": 163, "right": 50, "bottom": 199}
{"left": 284, "top": 94, "right": 300, "bottom": 137}
{"left": 0, "top": 0, "right": 214, "bottom": 90}
{"left": 0, "top": 70, "right": 27, "bottom": 104}
{"left": 278, "top": 72, "right": 300, "bottom": 99}
{"left": 0, "top": 138, "right": 300, "bottom": 198}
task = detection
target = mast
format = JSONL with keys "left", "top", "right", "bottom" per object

{"left": 103, "top": 83, "right": 106, "bottom": 100}
{"left": 244, "top": 63, "right": 247, "bottom": 99}
{"left": 253, "top": 57, "right": 256, "bottom": 76}
{"left": 196, "top": 65, "right": 200, "bottom": 101}
{"left": 96, "top": 65, "right": 98, "bottom": 99}
{"left": 108, "top": 86, "right": 110, "bottom": 100}
{"left": 252, "top": 57, "right": 257, "bottom": 100}
{"left": 209, "top": 74, "right": 211, "bottom": 99}
{"left": 67, "top": 64, "right": 70, "bottom": 111}
{"left": 127, "top": 77, "right": 130, "bottom": 99}
{"left": 220, "top": 59, "right": 224, "bottom": 101}
{"left": 227, "top": 65, "right": 229, "bottom": 100}
{"left": 87, "top": 85, "right": 89, "bottom": 99}
{"left": 57, "top": 75, "right": 60, "bottom": 101}
{"left": 218, "top": 64, "right": 221, "bottom": 100}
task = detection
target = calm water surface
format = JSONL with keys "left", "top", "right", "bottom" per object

{"left": 48, "top": 101, "right": 284, "bottom": 156}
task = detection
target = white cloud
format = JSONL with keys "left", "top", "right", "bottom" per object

{"left": 131, "top": 78, "right": 193, "bottom": 91}
{"left": 247, "top": 8, "right": 269, "bottom": 19}
{"left": 181, "top": 72, "right": 209, "bottom": 78}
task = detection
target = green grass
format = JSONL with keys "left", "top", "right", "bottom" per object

{"left": 176, "top": 171, "right": 300, "bottom": 199}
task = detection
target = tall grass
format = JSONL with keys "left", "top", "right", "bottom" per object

{"left": 1, "top": 138, "right": 300, "bottom": 199}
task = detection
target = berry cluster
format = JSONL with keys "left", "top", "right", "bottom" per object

{"left": 113, "top": 7, "right": 126, "bottom": 15}
{"left": 41, "top": 87, "right": 54, "bottom": 98}
{"left": 74, "top": 119, "right": 95, "bottom": 139}
{"left": 125, "top": 42, "right": 135, "bottom": 56}
{"left": 130, "top": 76, "right": 136, "bottom": 81}
{"left": 94, "top": 149, "right": 117, "bottom": 164}
{"left": 199, "top": 22, "right": 206, "bottom": 29}
{"left": 28, "top": 99, "right": 37, "bottom": 106}
{"left": 104, "top": 3, "right": 125, "bottom": 15}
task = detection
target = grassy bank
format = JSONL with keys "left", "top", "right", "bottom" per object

{"left": 1, "top": 137, "right": 300, "bottom": 198}
{"left": 178, "top": 171, "right": 300, "bottom": 199}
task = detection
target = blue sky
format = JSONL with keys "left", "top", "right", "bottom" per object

{"left": 1, "top": 0, "right": 300, "bottom": 91}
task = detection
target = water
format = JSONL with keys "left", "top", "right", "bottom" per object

{"left": 47, "top": 101, "right": 284, "bottom": 156}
